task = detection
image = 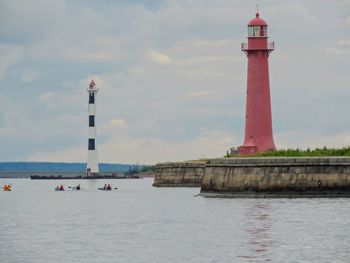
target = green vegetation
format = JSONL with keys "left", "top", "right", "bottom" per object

{"left": 139, "top": 165, "right": 155, "bottom": 173}
{"left": 226, "top": 147, "right": 350, "bottom": 157}
{"left": 123, "top": 165, "right": 154, "bottom": 175}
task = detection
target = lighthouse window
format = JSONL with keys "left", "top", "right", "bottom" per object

{"left": 260, "top": 26, "right": 267, "bottom": 36}
{"left": 248, "top": 26, "right": 265, "bottom": 37}
{"left": 89, "top": 115, "right": 95, "bottom": 127}
{"left": 88, "top": 139, "right": 95, "bottom": 150}
{"left": 89, "top": 93, "right": 95, "bottom": 104}
{"left": 253, "top": 26, "right": 260, "bottom": 36}
{"left": 248, "top": 26, "right": 254, "bottom": 36}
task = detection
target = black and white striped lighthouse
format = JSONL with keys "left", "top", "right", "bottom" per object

{"left": 87, "top": 79, "right": 99, "bottom": 176}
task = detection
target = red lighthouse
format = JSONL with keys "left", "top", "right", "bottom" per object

{"left": 239, "top": 12, "right": 276, "bottom": 155}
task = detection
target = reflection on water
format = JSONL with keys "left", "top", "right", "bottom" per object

{"left": 239, "top": 201, "right": 272, "bottom": 262}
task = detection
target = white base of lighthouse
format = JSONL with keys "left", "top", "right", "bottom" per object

{"left": 87, "top": 150, "right": 99, "bottom": 174}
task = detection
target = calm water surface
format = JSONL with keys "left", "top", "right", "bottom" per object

{"left": 0, "top": 178, "right": 350, "bottom": 263}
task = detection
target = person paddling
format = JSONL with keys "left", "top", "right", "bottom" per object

{"left": 3, "top": 185, "right": 12, "bottom": 191}
{"left": 59, "top": 185, "right": 64, "bottom": 191}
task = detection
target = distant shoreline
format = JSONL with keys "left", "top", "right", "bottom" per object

{"left": 0, "top": 162, "right": 143, "bottom": 173}
{"left": 0, "top": 171, "right": 155, "bottom": 179}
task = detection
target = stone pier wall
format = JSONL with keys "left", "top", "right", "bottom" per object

{"left": 153, "top": 162, "right": 205, "bottom": 187}
{"left": 200, "top": 157, "right": 350, "bottom": 197}
{"left": 154, "top": 157, "right": 350, "bottom": 197}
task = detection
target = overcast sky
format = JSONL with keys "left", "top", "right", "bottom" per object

{"left": 0, "top": 0, "right": 349, "bottom": 164}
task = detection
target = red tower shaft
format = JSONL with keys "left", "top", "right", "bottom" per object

{"left": 239, "top": 13, "right": 276, "bottom": 155}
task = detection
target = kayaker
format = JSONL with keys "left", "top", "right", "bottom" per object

{"left": 76, "top": 184, "right": 80, "bottom": 190}
{"left": 107, "top": 184, "right": 111, "bottom": 190}
{"left": 103, "top": 184, "right": 107, "bottom": 190}
{"left": 59, "top": 185, "right": 64, "bottom": 191}
{"left": 3, "top": 185, "right": 11, "bottom": 191}
{"left": 55, "top": 186, "right": 60, "bottom": 191}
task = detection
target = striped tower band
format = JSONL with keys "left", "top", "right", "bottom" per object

{"left": 87, "top": 80, "right": 99, "bottom": 175}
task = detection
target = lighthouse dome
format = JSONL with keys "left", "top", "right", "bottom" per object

{"left": 248, "top": 12, "right": 267, "bottom": 26}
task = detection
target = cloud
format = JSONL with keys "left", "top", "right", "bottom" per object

{"left": 25, "top": 146, "right": 85, "bottom": 163}
{"left": 0, "top": 112, "right": 4, "bottom": 128}
{"left": 0, "top": 0, "right": 66, "bottom": 44}
{"left": 31, "top": 35, "right": 121, "bottom": 62}
{"left": 109, "top": 119, "right": 126, "bottom": 127}
{"left": 38, "top": 91, "right": 85, "bottom": 111}
{"left": 150, "top": 51, "right": 173, "bottom": 64}
{"left": 186, "top": 89, "right": 216, "bottom": 98}
{"left": 1, "top": 0, "right": 350, "bottom": 163}
{"left": 193, "top": 38, "right": 233, "bottom": 48}
{"left": 178, "top": 55, "right": 241, "bottom": 66}
{"left": 25, "top": 130, "right": 239, "bottom": 164}
{"left": 38, "top": 91, "right": 56, "bottom": 103}
{"left": 325, "top": 39, "right": 350, "bottom": 55}
{"left": 0, "top": 44, "right": 23, "bottom": 79}
{"left": 344, "top": 17, "right": 350, "bottom": 26}
{"left": 337, "top": 40, "right": 350, "bottom": 46}
{"left": 265, "top": 2, "right": 318, "bottom": 23}
{"left": 103, "top": 118, "right": 127, "bottom": 130}
{"left": 276, "top": 130, "right": 350, "bottom": 150}
{"left": 20, "top": 69, "right": 40, "bottom": 83}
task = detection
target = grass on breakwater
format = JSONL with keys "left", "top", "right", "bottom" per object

{"left": 226, "top": 147, "right": 350, "bottom": 157}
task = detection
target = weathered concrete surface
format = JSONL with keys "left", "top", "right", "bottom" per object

{"left": 153, "top": 162, "right": 205, "bottom": 187}
{"left": 200, "top": 157, "right": 350, "bottom": 197}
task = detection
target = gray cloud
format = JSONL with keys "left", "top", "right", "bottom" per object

{"left": 0, "top": 44, "right": 23, "bottom": 79}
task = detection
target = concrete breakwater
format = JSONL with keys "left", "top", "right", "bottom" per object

{"left": 153, "top": 162, "right": 205, "bottom": 187}
{"left": 201, "top": 157, "right": 350, "bottom": 197}
{"left": 154, "top": 157, "right": 350, "bottom": 197}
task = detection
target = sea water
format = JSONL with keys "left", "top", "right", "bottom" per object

{"left": 0, "top": 178, "right": 349, "bottom": 263}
